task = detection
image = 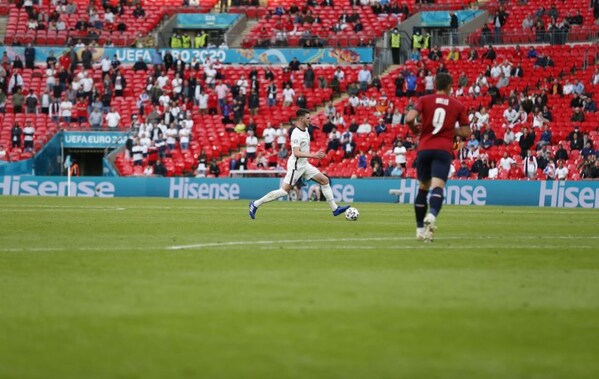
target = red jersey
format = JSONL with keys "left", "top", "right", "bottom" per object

{"left": 414, "top": 94, "right": 468, "bottom": 154}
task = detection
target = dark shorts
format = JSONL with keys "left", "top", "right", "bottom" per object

{"left": 416, "top": 150, "right": 453, "bottom": 183}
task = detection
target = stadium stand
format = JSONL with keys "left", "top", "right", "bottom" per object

{"left": 1, "top": 0, "right": 598, "bottom": 180}
{"left": 3, "top": 0, "right": 218, "bottom": 47}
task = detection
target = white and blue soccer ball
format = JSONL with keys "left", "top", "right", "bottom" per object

{"left": 345, "top": 207, "right": 359, "bottom": 221}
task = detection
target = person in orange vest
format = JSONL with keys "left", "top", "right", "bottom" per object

{"left": 70, "top": 159, "right": 80, "bottom": 177}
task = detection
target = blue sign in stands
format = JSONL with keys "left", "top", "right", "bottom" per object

{"left": 0, "top": 176, "right": 597, "bottom": 208}
{"left": 420, "top": 10, "right": 483, "bottom": 27}
{"left": 62, "top": 132, "right": 128, "bottom": 149}
{"left": 0, "top": 46, "right": 373, "bottom": 65}
{"left": 176, "top": 14, "right": 240, "bottom": 29}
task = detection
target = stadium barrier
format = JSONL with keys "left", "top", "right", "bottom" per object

{"left": 0, "top": 46, "right": 374, "bottom": 65}
{"left": 1, "top": 176, "right": 598, "bottom": 208}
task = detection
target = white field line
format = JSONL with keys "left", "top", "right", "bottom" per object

{"left": 0, "top": 236, "right": 596, "bottom": 253}
{"left": 167, "top": 235, "right": 599, "bottom": 250}
{"left": 256, "top": 245, "right": 598, "bottom": 251}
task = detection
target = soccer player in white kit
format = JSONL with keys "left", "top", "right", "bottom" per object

{"left": 249, "top": 109, "right": 351, "bottom": 219}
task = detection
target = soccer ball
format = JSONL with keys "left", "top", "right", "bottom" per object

{"left": 345, "top": 207, "right": 359, "bottom": 221}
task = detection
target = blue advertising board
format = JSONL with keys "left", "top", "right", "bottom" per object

{"left": 420, "top": 10, "right": 483, "bottom": 27}
{"left": 0, "top": 46, "right": 373, "bottom": 65}
{"left": 1, "top": 176, "right": 598, "bottom": 208}
{"left": 176, "top": 14, "right": 240, "bottom": 29}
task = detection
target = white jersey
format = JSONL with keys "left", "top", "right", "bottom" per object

{"left": 287, "top": 127, "right": 310, "bottom": 169}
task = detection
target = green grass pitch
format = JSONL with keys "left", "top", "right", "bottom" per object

{"left": 1, "top": 196, "right": 598, "bottom": 379}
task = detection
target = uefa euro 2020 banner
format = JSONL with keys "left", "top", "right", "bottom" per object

{"left": 0, "top": 45, "right": 373, "bottom": 65}
{"left": 1, "top": 176, "right": 598, "bottom": 208}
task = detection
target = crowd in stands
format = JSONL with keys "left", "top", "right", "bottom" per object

{"left": 4, "top": 0, "right": 218, "bottom": 47}
{"left": 1, "top": 0, "right": 598, "bottom": 180}
{"left": 476, "top": 0, "right": 596, "bottom": 46}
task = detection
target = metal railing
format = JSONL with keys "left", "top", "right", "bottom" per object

{"left": 429, "top": 28, "right": 599, "bottom": 47}
{"left": 188, "top": 33, "right": 382, "bottom": 49}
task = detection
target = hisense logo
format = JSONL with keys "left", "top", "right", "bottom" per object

{"left": 0, "top": 176, "right": 115, "bottom": 197}
{"left": 169, "top": 178, "right": 240, "bottom": 199}
{"left": 397, "top": 180, "right": 488, "bottom": 205}
{"left": 539, "top": 181, "right": 599, "bottom": 208}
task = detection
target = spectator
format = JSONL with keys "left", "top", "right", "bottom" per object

{"left": 371, "top": 161, "right": 384, "bottom": 177}
{"left": 245, "top": 129, "right": 258, "bottom": 160}
{"left": 209, "top": 159, "right": 221, "bottom": 177}
{"left": 523, "top": 150, "right": 538, "bottom": 179}
{"left": 508, "top": 161, "right": 524, "bottom": 179}
{"left": 555, "top": 142, "right": 569, "bottom": 161}
{"left": 105, "top": 107, "right": 121, "bottom": 129}
{"left": 375, "top": 119, "right": 387, "bottom": 135}
{"left": 282, "top": 83, "right": 295, "bottom": 107}
{"left": 89, "top": 107, "right": 103, "bottom": 130}
{"left": 357, "top": 64, "right": 371, "bottom": 93}
{"left": 555, "top": 160, "right": 569, "bottom": 180}
{"left": 571, "top": 107, "right": 585, "bottom": 122}
{"left": 456, "top": 161, "right": 470, "bottom": 178}
{"left": 499, "top": 151, "right": 515, "bottom": 171}
{"left": 133, "top": 4, "right": 146, "bottom": 18}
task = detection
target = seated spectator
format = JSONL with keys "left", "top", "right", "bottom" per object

{"left": 570, "top": 132, "right": 584, "bottom": 151}
{"left": 508, "top": 161, "right": 524, "bottom": 179}
{"left": 133, "top": 4, "right": 146, "bottom": 18}
{"left": 357, "top": 118, "right": 372, "bottom": 134}
{"left": 537, "top": 125, "right": 552, "bottom": 149}
{"left": 456, "top": 161, "right": 471, "bottom": 178}
{"left": 581, "top": 141, "right": 596, "bottom": 159}
{"left": 571, "top": 107, "right": 585, "bottom": 122}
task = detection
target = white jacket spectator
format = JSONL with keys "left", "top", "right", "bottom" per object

{"left": 357, "top": 120, "right": 372, "bottom": 134}
{"left": 262, "top": 124, "right": 276, "bottom": 147}
{"left": 105, "top": 109, "right": 121, "bottom": 129}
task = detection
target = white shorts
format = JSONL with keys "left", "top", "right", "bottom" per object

{"left": 284, "top": 163, "right": 320, "bottom": 186}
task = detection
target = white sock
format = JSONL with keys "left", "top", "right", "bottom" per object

{"left": 254, "top": 189, "right": 288, "bottom": 207}
{"left": 321, "top": 184, "right": 338, "bottom": 211}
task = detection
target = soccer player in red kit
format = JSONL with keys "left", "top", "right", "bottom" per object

{"left": 405, "top": 73, "right": 471, "bottom": 242}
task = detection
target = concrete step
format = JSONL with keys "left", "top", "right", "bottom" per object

{"left": 229, "top": 20, "right": 257, "bottom": 48}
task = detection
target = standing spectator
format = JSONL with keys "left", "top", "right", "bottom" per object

{"left": 24, "top": 90, "right": 38, "bottom": 114}
{"left": 304, "top": 63, "right": 315, "bottom": 89}
{"left": 450, "top": 12, "right": 459, "bottom": 45}
{"left": 245, "top": 129, "right": 258, "bottom": 160}
{"left": 282, "top": 83, "right": 295, "bottom": 107}
{"left": 523, "top": 150, "right": 538, "bottom": 179}
{"left": 215, "top": 80, "right": 229, "bottom": 113}
{"left": 24, "top": 43, "right": 36, "bottom": 69}
{"left": 76, "top": 97, "right": 88, "bottom": 125}
{"left": 555, "top": 160, "right": 569, "bottom": 180}
{"left": 89, "top": 107, "right": 103, "bottom": 130}
{"left": 105, "top": 107, "right": 121, "bottom": 129}
{"left": 393, "top": 140, "right": 407, "bottom": 168}
{"left": 12, "top": 88, "right": 25, "bottom": 113}
{"left": 11, "top": 123, "right": 22, "bottom": 148}
{"left": 266, "top": 80, "right": 277, "bottom": 107}
{"left": 263, "top": 122, "right": 276, "bottom": 150}
{"left": 22, "top": 121, "right": 35, "bottom": 152}
{"left": 357, "top": 64, "right": 371, "bottom": 93}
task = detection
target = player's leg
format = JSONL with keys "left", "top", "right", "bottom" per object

{"left": 309, "top": 168, "right": 350, "bottom": 216}
{"left": 415, "top": 180, "right": 431, "bottom": 240}
{"left": 249, "top": 170, "right": 295, "bottom": 219}
{"left": 422, "top": 151, "right": 453, "bottom": 241}
{"left": 415, "top": 151, "right": 432, "bottom": 240}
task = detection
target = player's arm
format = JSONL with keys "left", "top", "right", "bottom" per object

{"left": 292, "top": 146, "right": 325, "bottom": 159}
{"left": 455, "top": 124, "right": 471, "bottom": 139}
{"left": 405, "top": 109, "right": 420, "bottom": 134}
{"left": 455, "top": 107, "right": 471, "bottom": 139}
